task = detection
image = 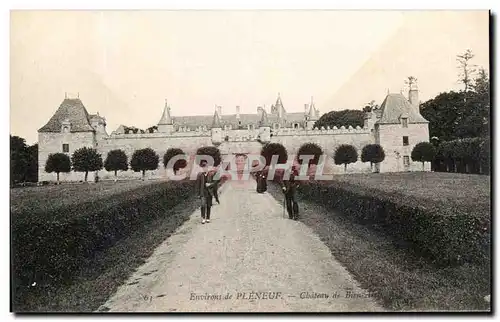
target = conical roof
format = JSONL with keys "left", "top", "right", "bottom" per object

{"left": 158, "top": 100, "right": 173, "bottom": 125}
{"left": 211, "top": 108, "right": 222, "bottom": 128}
{"left": 308, "top": 97, "right": 318, "bottom": 120}
{"left": 259, "top": 109, "right": 270, "bottom": 127}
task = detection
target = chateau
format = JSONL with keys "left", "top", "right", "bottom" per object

{"left": 38, "top": 85, "right": 430, "bottom": 182}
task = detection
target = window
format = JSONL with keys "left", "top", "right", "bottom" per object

{"left": 402, "top": 118, "right": 408, "bottom": 128}
{"left": 248, "top": 124, "right": 254, "bottom": 130}
{"left": 294, "top": 123, "right": 299, "bottom": 129}
{"left": 403, "top": 156, "right": 410, "bottom": 166}
{"left": 403, "top": 136, "right": 409, "bottom": 146}
{"left": 62, "top": 126, "right": 70, "bottom": 133}
{"left": 62, "top": 144, "right": 69, "bottom": 153}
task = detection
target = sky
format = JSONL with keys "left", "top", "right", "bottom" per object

{"left": 10, "top": 10, "right": 489, "bottom": 144}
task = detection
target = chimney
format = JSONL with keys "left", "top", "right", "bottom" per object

{"left": 408, "top": 83, "right": 419, "bottom": 111}
{"left": 236, "top": 106, "right": 240, "bottom": 119}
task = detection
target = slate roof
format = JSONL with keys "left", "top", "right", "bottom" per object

{"left": 38, "top": 98, "right": 95, "bottom": 132}
{"left": 158, "top": 103, "right": 173, "bottom": 125}
{"left": 376, "top": 94, "right": 428, "bottom": 124}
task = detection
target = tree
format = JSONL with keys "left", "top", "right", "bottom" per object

{"left": 260, "top": 143, "right": 288, "bottom": 166}
{"left": 361, "top": 144, "right": 385, "bottom": 172}
{"left": 411, "top": 142, "right": 436, "bottom": 171}
{"left": 334, "top": 144, "right": 358, "bottom": 172}
{"left": 104, "top": 149, "right": 128, "bottom": 181}
{"left": 25, "top": 143, "right": 38, "bottom": 183}
{"left": 196, "top": 146, "right": 222, "bottom": 167}
{"left": 314, "top": 110, "right": 364, "bottom": 129}
{"left": 72, "top": 147, "right": 103, "bottom": 182}
{"left": 164, "top": 148, "right": 187, "bottom": 174}
{"left": 45, "top": 153, "right": 71, "bottom": 183}
{"left": 456, "top": 49, "right": 476, "bottom": 94}
{"left": 297, "top": 143, "right": 323, "bottom": 166}
{"left": 130, "top": 148, "right": 159, "bottom": 180}
{"left": 10, "top": 135, "right": 29, "bottom": 184}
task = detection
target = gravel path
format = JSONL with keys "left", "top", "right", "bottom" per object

{"left": 98, "top": 179, "right": 384, "bottom": 312}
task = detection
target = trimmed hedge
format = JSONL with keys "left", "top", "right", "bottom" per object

{"left": 12, "top": 180, "right": 195, "bottom": 289}
{"left": 297, "top": 180, "right": 490, "bottom": 266}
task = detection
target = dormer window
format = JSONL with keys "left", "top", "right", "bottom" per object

{"left": 401, "top": 117, "right": 408, "bottom": 128}
{"left": 248, "top": 124, "right": 255, "bottom": 130}
{"left": 273, "top": 123, "right": 280, "bottom": 130}
{"left": 294, "top": 123, "right": 299, "bottom": 129}
{"left": 61, "top": 119, "right": 71, "bottom": 133}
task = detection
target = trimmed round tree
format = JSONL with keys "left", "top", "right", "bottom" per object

{"left": 104, "top": 149, "right": 128, "bottom": 181}
{"left": 361, "top": 144, "right": 385, "bottom": 172}
{"left": 130, "top": 148, "right": 160, "bottom": 180}
{"left": 71, "top": 147, "right": 103, "bottom": 182}
{"left": 196, "top": 146, "right": 222, "bottom": 167}
{"left": 411, "top": 142, "right": 436, "bottom": 171}
{"left": 45, "top": 153, "right": 71, "bottom": 183}
{"left": 297, "top": 143, "right": 324, "bottom": 166}
{"left": 334, "top": 144, "right": 358, "bottom": 173}
{"left": 260, "top": 142, "right": 288, "bottom": 166}
{"left": 164, "top": 148, "right": 187, "bottom": 174}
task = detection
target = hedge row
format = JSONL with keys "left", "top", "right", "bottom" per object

{"left": 297, "top": 180, "right": 490, "bottom": 266}
{"left": 12, "top": 180, "right": 195, "bottom": 289}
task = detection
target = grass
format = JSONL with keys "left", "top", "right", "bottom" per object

{"left": 328, "top": 172, "right": 490, "bottom": 212}
{"left": 12, "top": 183, "right": 199, "bottom": 312}
{"left": 10, "top": 180, "right": 155, "bottom": 215}
{"left": 267, "top": 172, "right": 491, "bottom": 311}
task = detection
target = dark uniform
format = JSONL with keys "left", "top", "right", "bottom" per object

{"left": 195, "top": 169, "right": 214, "bottom": 222}
{"left": 281, "top": 172, "right": 299, "bottom": 220}
{"left": 211, "top": 171, "right": 220, "bottom": 204}
{"left": 256, "top": 170, "right": 268, "bottom": 193}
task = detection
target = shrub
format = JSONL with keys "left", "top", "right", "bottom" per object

{"left": 196, "top": 146, "right": 222, "bottom": 166}
{"left": 298, "top": 179, "right": 490, "bottom": 266}
{"left": 104, "top": 149, "right": 128, "bottom": 180}
{"left": 11, "top": 180, "right": 195, "bottom": 293}
{"left": 72, "top": 147, "right": 103, "bottom": 182}
{"left": 260, "top": 143, "right": 288, "bottom": 166}
{"left": 361, "top": 144, "right": 385, "bottom": 172}
{"left": 164, "top": 148, "right": 188, "bottom": 174}
{"left": 130, "top": 148, "right": 159, "bottom": 180}
{"left": 45, "top": 153, "right": 71, "bottom": 183}
{"left": 334, "top": 144, "right": 358, "bottom": 172}
{"left": 297, "top": 143, "right": 323, "bottom": 166}
{"left": 411, "top": 142, "right": 436, "bottom": 171}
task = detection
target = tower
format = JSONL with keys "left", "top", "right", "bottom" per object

{"left": 158, "top": 99, "right": 174, "bottom": 134}
{"left": 257, "top": 108, "right": 271, "bottom": 143}
{"left": 211, "top": 107, "right": 223, "bottom": 145}
{"left": 306, "top": 97, "right": 318, "bottom": 130}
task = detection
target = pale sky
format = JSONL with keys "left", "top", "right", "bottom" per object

{"left": 10, "top": 10, "right": 489, "bottom": 144}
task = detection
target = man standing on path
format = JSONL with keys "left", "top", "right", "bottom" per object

{"left": 195, "top": 160, "right": 214, "bottom": 224}
{"left": 281, "top": 168, "right": 299, "bottom": 220}
{"left": 210, "top": 166, "right": 221, "bottom": 204}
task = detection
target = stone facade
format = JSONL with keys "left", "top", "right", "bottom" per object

{"left": 38, "top": 88, "right": 430, "bottom": 182}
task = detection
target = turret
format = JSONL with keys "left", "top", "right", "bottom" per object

{"left": 306, "top": 97, "right": 318, "bottom": 130}
{"left": 158, "top": 99, "right": 174, "bottom": 134}
{"left": 258, "top": 109, "right": 271, "bottom": 143}
{"left": 211, "top": 107, "right": 223, "bottom": 145}
{"left": 90, "top": 112, "right": 108, "bottom": 136}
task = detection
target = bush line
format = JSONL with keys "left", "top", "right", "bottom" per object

{"left": 12, "top": 180, "right": 195, "bottom": 291}
{"left": 297, "top": 180, "right": 490, "bottom": 266}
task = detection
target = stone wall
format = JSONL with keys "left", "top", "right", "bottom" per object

{"left": 38, "top": 131, "right": 97, "bottom": 182}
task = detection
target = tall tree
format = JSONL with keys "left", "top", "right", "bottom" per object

{"left": 456, "top": 49, "right": 476, "bottom": 94}
{"left": 130, "top": 148, "right": 159, "bottom": 180}
{"left": 104, "top": 149, "right": 129, "bottom": 181}
{"left": 45, "top": 153, "right": 71, "bottom": 183}
{"left": 10, "top": 135, "right": 28, "bottom": 184}
{"left": 164, "top": 148, "right": 187, "bottom": 174}
{"left": 411, "top": 142, "right": 436, "bottom": 171}
{"left": 361, "top": 144, "right": 385, "bottom": 172}
{"left": 72, "top": 147, "right": 103, "bottom": 182}
{"left": 314, "top": 110, "right": 364, "bottom": 129}
{"left": 334, "top": 144, "right": 358, "bottom": 173}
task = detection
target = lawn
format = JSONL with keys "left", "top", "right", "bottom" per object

{"left": 10, "top": 180, "right": 156, "bottom": 215}
{"left": 329, "top": 172, "right": 490, "bottom": 210}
